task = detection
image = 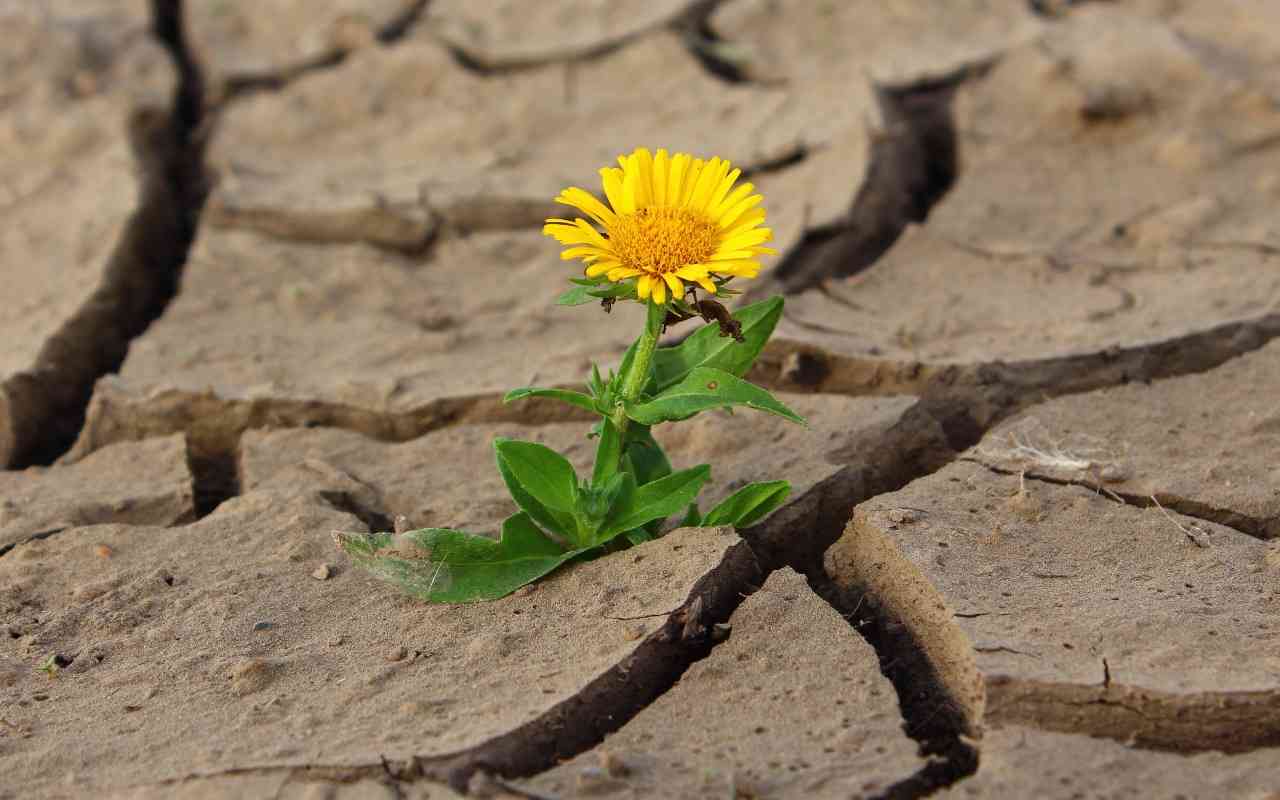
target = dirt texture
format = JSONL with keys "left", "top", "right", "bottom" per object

{"left": 529, "top": 570, "right": 925, "bottom": 799}
{"left": 5, "top": 0, "right": 1280, "bottom": 798}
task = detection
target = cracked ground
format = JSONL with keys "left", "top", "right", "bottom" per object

{"left": 2, "top": 1, "right": 1279, "bottom": 797}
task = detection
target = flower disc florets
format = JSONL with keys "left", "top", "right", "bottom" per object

{"left": 544, "top": 147, "right": 776, "bottom": 304}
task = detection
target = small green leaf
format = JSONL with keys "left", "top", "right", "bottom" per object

{"left": 337, "top": 512, "right": 588, "bottom": 603}
{"left": 702, "top": 481, "right": 791, "bottom": 528}
{"left": 599, "top": 464, "right": 711, "bottom": 540}
{"left": 651, "top": 296, "right": 783, "bottom": 391}
{"left": 494, "top": 438, "right": 579, "bottom": 539}
{"left": 679, "top": 502, "right": 702, "bottom": 528}
{"left": 624, "top": 528, "right": 654, "bottom": 546}
{"left": 592, "top": 420, "right": 623, "bottom": 485}
{"left": 556, "top": 285, "right": 597, "bottom": 306}
{"left": 504, "top": 387, "right": 599, "bottom": 414}
{"left": 626, "top": 367, "right": 806, "bottom": 426}
{"left": 622, "top": 425, "right": 672, "bottom": 486}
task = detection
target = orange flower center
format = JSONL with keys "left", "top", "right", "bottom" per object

{"left": 608, "top": 207, "right": 720, "bottom": 275}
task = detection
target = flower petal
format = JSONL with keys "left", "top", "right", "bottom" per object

{"left": 706, "top": 166, "right": 741, "bottom": 213}
{"left": 651, "top": 275, "right": 667, "bottom": 304}
{"left": 652, "top": 148, "right": 669, "bottom": 206}
{"left": 637, "top": 274, "right": 653, "bottom": 300}
{"left": 555, "top": 187, "right": 616, "bottom": 227}
{"left": 600, "top": 167, "right": 627, "bottom": 215}
{"left": 632, "top": 147, "right": 654, "bottom": 208}
{"left": 663, "top": 272, "right": 684, "bottom": 298}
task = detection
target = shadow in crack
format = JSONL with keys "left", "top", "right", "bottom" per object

{"left": 768, "top": 69, "right": 968, "bottom": 296}
{"left": 3, "top": 0, "right": 210, "bottom": 469}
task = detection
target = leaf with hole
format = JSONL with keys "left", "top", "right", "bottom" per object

{"left": 336, "top": 512, "right": 587, "bottom": 603}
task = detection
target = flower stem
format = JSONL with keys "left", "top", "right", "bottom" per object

{"left": 611, "top": 300, "right": 665, "bottom": 438}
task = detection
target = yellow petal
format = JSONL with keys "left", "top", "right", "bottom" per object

{"left": 719, "top": 194, "right": 764, "bottom": 229}
{"left": 556, "top": 187, "right": 616, "bottom": 227}
{"left": 680, "top": 158, "right": 705, "bottom": 206}
{"left": 652, "top": 149, "right": 669, "bottom": 206}
{"left": 706, "top": 166, "right": 741, "bottom": 213}
{"left": 696, "top": 277, "right": 717, "bottom": 293}
{"left": 721, "top": 226, "right": 772, "bottom": 251}
{"left": 632, "top": 148, "right": 654, "bottom": 208}
{"left": 586, "top": 261, "right": 618, "bottom": 277}
{"left": 667, "top": 153, "right": 689, "bottom": 206}
{"left": 652, "top": 276, "right": 667, "bottom": 304}
{"left": 607, "top": 266, "right": 643, "bottom": 281}
{"left": 721, "top": 209, "right": 767, "bottom": 240}
{"left": 620, "top": 167, "right": 638, "bottom": 214}
{"left": 675, "top": 264, "right": 711, "bottom": 279}
{"left": 663, "top": 272, "right": 684, "bottom": 298}
{"left": 637, "top": 274, "right": 653, "bottom": 300}
{"left": 600, "top": 167, "right": 627, "bottom": 214}
{"left": 560, "top": 245, "right": 609, "bottom": 261}
{"left": 687, "top": 157, "right": 724, "bottom": 211}
{"left": 713, "top": 183, "right": 755, "bottom": 222}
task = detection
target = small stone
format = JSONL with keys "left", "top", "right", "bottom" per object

{"left": 252, "top": 621, "right": 273, "bottom": 632}
{"left": 386, "top": 646, "right": 408, "bottom": 662}
{"left": 311, "top": 564, "right": 331, "bottom": 581}
{"left": 887, "top": 508, "right": 922, "bottom": 524}
{"left": 622, "top": 624, "right": 645, "bottom": 641}
{"left": 599, "top": 750, "right": 630, "bottom": 777}
{"left": 94, "top": 545, "right": 113, "bottom": 559}
{"left": 328, "top": 636, "right": 345, "bottom": 647}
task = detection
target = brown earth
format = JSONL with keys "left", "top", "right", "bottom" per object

{"left": 3, "top": 1, "right": 1280, "bottom": 798}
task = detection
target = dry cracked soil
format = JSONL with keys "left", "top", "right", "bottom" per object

{"left": 2, "top": 1, "right": 1280, "bottom": 798}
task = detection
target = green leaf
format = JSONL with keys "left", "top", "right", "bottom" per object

{"left": 599, "top": 464, "right": 711, "bottom": 540}
{"left": 622, "top": 425, "right": 672, "bottom": 486}
{"left": 337, "top": 512, "right": 588, "bottom": 603}
{"left": 592, "top": 420, "right": 623, "bottom": 485}
{"left": 626, "top": 367, "right": 806, "bottom": 426}
{"left": 493, "top": 438, "right": 579, "bottom": 539}
{"left": 624, "top": 528, "right": 654, "bottom": 546}
{"left": 651, "top": 296, "right": 783, "bottom": 391}
{"left": 556, "top": 285, "right": 597, "bottom": 306}
{"left": 703, "top": 481, "right": 791, "bottom": 528}
{"left": 679, "top": 502, "right": 702, "bottom": 528}
{"left": 504, "top": 387, "right": 599, "bottom": 414}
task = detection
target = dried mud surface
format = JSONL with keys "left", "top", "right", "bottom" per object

{"left": 4, "top": 1, "right": 1280, "bottom": 798}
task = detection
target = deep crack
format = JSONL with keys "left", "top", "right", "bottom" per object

{"left": 0, "top": 0, "right": 209, "bottom": 469}
{"left": 767, "top": 67, "right": 969, "bottom": 295}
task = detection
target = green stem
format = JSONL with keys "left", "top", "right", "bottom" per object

{"left": 611, "top": 300, "right": 665, "bottom": 435}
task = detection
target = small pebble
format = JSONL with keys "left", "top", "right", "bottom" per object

{"left": 328, "top": 636, "right": 345, "bottom": 647}
{"left": 386, "top": 646, "right": 408, "bottom": 662}
{"left": 622, "top": 624, "right": 645, "bottom": 641}
{"left": 94, "top": 545, "right": 113, "bottom": 559}
{"left": 599, "top": 750, "right": 630, "bottom": 777}
{"left": 252, "top": 621, "right": 273, "bottom": 632}
{"left": 887, "top": 508, "right": 922, "bottom": 524}
{"left": 311, "top": 564, "right": 331, "bottom": 581}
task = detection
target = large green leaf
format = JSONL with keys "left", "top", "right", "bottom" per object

{"left": 337, "top": 512, "right": 587, "bottom": 603}
{"left": 651, "top": 296, "right": 783, "bottom": 391}
{"left": 504, "top": 387, "right": 599, "bottom": 414}
{"left": 702, "top": 481, "right": 791, "bottom": 528}
{"left": 599, "top": 464, "right": 711, "bottom": 540}
{"left": 493, "top": 438, "right": 579, "bottom": 539}
{"left": 626, "top": 367, "right": 806, "bottom": 426}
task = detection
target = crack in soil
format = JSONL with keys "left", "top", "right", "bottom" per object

{"left": 0, "top": 0, "right": 210, "bottom": 469}
{"left": 965, "top": 458, "right": 1278, "bottom": 541}
{"left": 126, "top": 539, "right": 764, "bottom": 793}
{"left": 437, "top": 0, "right": 723, "bottom": 76}
{"left": 762, "top": 66, "right": 970, "bottom": 297}
{"left": 216, "top": 0, "right": 433, "bottom": 102}
{"left": 987, "top": 677, "right": 1280, "bottom": 754}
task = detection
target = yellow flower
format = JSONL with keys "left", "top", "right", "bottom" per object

{"left": 544, "top": 147, "right": 776, "bottom": 304}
